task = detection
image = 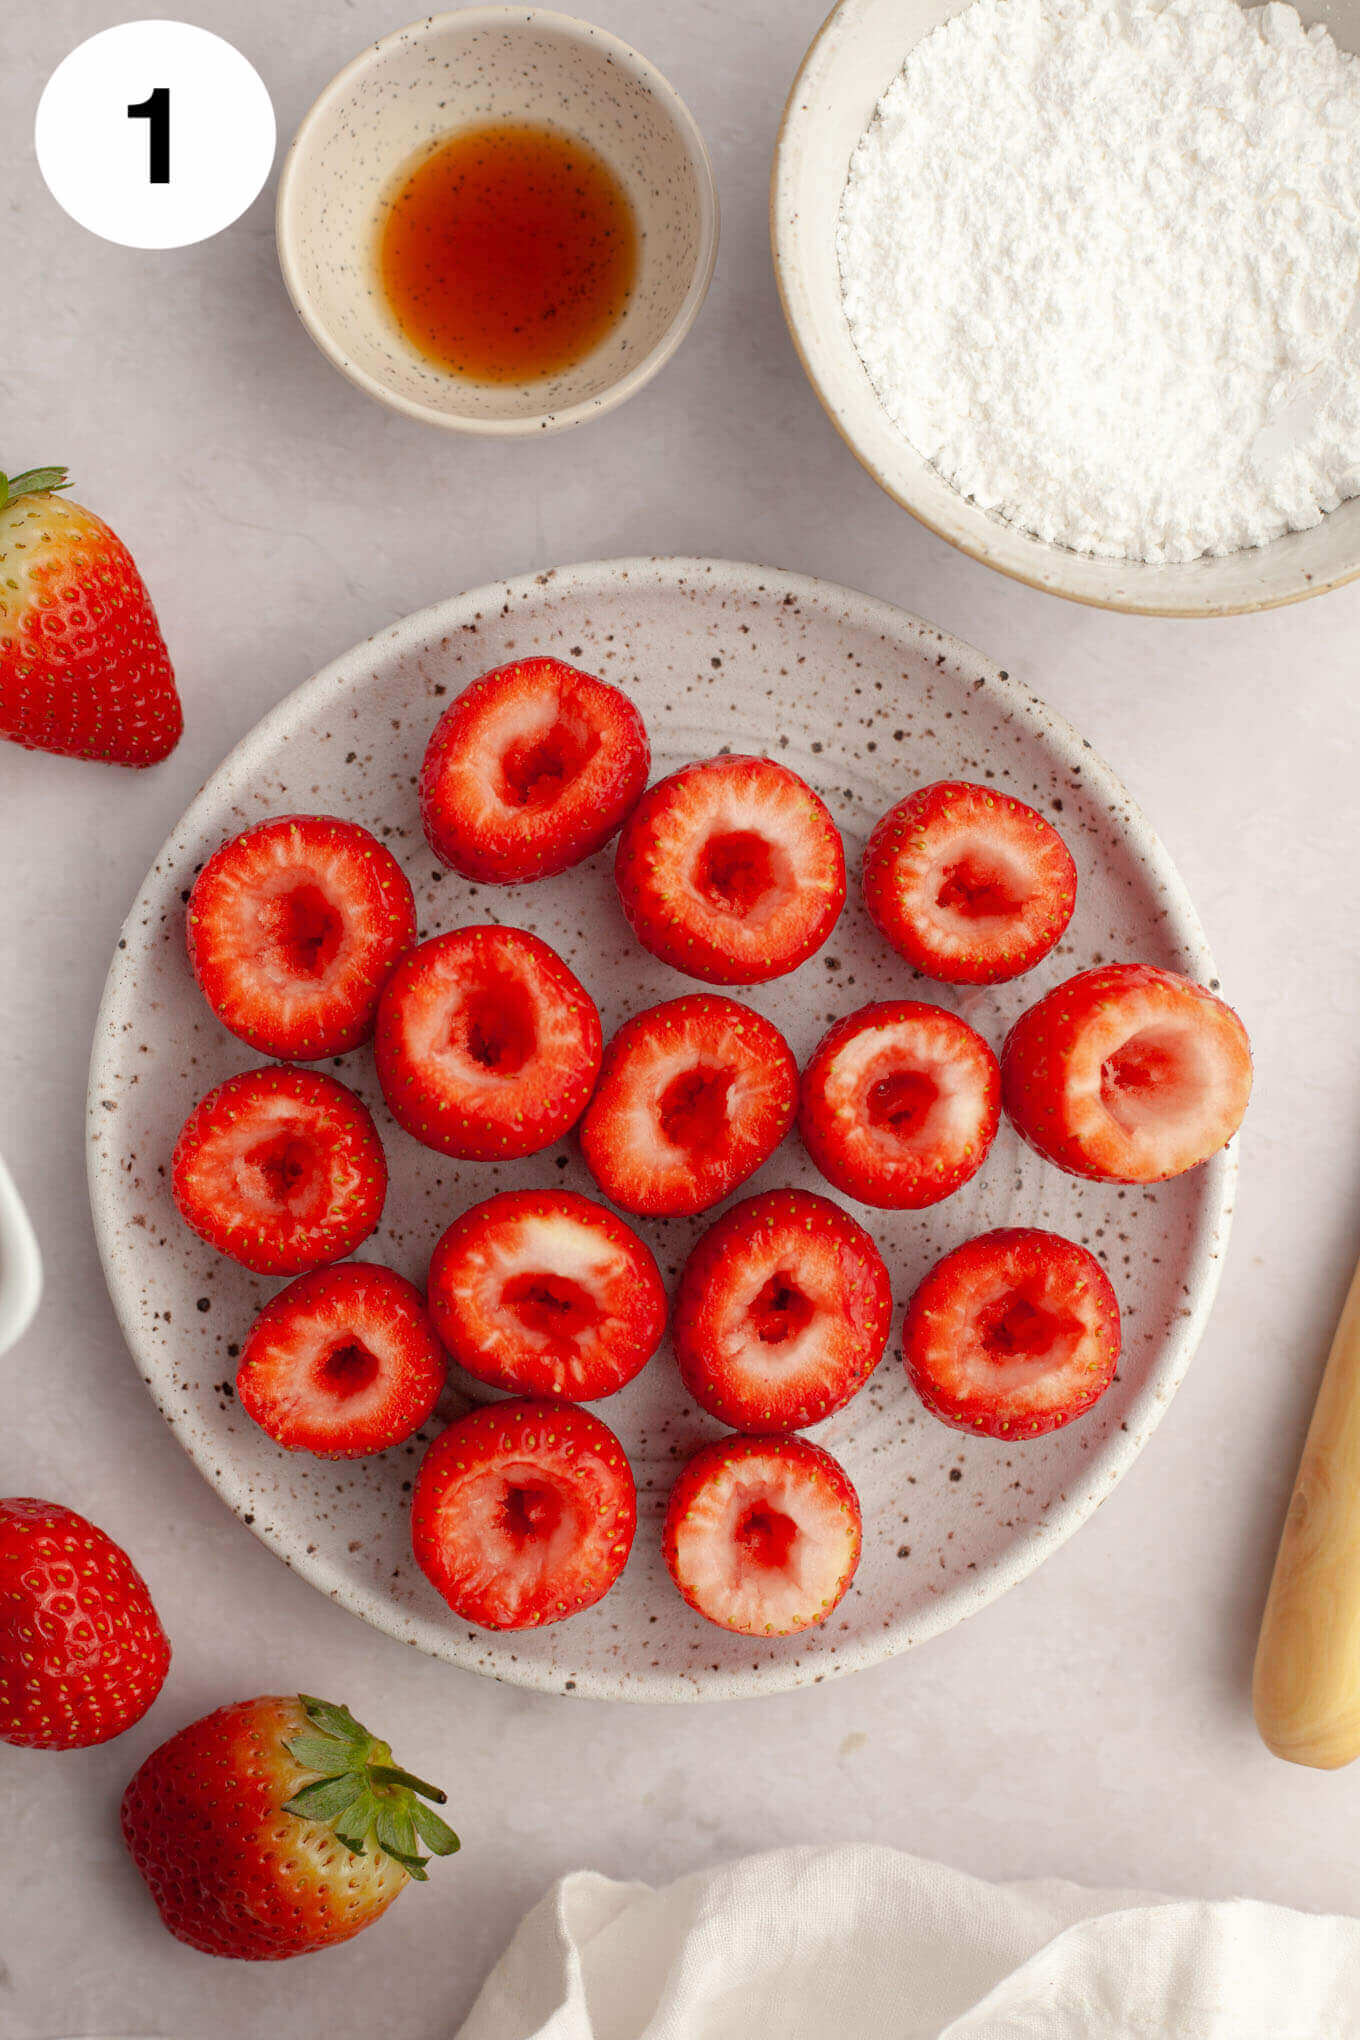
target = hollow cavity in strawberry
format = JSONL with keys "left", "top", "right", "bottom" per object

{"left": 902, "top": 1227, "right": 1121, "bottom": 1438}
{"left": 579, "top": 994, "right": 797, "bottom": 1215}
{"left": 237, "top": 1263, "right": 446, "bottom": 1457}
{"left": 663, "top": 1433, "right": 862, "bottom": 1635}
{"left": 187, "top": 815, "right": 415, "bottom": 1060}
{"left": 674, "top": 1189, "right": 892, "bottom": 1432}
{"left": 1001, "top": 962, "right": 1252, "bottom": 1182}
{"left": 375, "top": 926, "right": 601, "bottom": 1161}
{"left": 428, "top": 1189, "right": 666, "bottom": 1401}
{"left": 171, "top": 1067, "right": 387, "bottom": 1276}
{"left": 863, "top": 780, "right": 1077, "bottom": 984}
{"left": 614, "top": 754, "right": 845, "bottom": 984}
{"left": 411, "top": 1400, "right": 636, "bottom": 1629}
{"left": 799, "top": 999, "right": 1000, "bottom": 1209}
{"left": 419, "top": 656, "right": 649, "bottom": 883}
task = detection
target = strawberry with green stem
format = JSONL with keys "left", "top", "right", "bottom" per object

{"left": 0, "top": 465, "right": 181, "bottom": 766}
{"left": 121, "top": 1692, "right": 459, "bottom": 1960}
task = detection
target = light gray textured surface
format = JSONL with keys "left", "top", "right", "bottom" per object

{"left": 2, "top": 4, "right": 1359, "bottom": 2035}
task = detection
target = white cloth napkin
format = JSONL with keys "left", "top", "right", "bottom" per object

{"left": 456, "top": 1844, "right": 1360, "bottom": 2039}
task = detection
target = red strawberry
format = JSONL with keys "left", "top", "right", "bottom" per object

{"left": 236, "top": 1263, "right": 446, "bottom": 1458}
{"left": 663, "top": 1433, "right": 861, "bottom": 1635}
{"left": 187, "top": 815, "right": 416, "bottom": 1060}
{"left": 121, "top": 1692, "right": 458, "bottom": 1960}
{"left": 172, "top": 1066, "right": 387, "bottom": 1275}
{"left": 863, "top": 781, "right": 1076, "bottom": 983}
{"left": 0, "top": 466, "right": 181, "bottom": 765}
{"left": 799, "top": 1000, "right": 1000, "bottom": 1209}
{"left": 419, "top": 656, "right": 649, "bottom": 883}
{"left": 902, "top": 1228, "right": 1121, "bottom": 1438}
{"left": 614, "top": 754, "right": 846, "bottom": 984}
{"left": 411, "top": 1400, "right": 635, "bottom": 1629}
{"left": 1001, "top": 963, "right": 1252, "bottom": 1182}
{"left": 428, "top": 1189, "right": 666, "bottom": 1402}
{"left": 0, "top": 1499, "right": 170, "bottom": 1749}
{"left": 579, "top": 994, "right": 797, "bottom": 1216}
{"left": 674, "top": 1190, "right": 892, "bottom": 1432}
{"left": 375, "top": 926, "right": 601, "bottom": 1160}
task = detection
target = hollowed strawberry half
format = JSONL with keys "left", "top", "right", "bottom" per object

{"left": 236, "top": 1262, "right": 446, "bottom": 1457}
{"left": 902, "top": 1228, "right": 1121, "bottom": 1438}
{"left": 579, "top": 994, "right": 798, "bottom": 1216}
{"left": 1001, "top": 962, "right": 1252, "bottom": 1182}
{"left": 186, "top": 814, "right": 416, "bottom": 1059}
{"left": 428, "top": 1188, "right": 667, "bottom": 1402}
{"left": 614, "top": 754, "right": 846, "bottom": 984}
{"left": 171, "top": 1066, "right": 387, "bottom": 1276}
{"left": 375, "top": 925, "right": 602, "bottom": 1160}
{"left": 419, "top": 657, "right": 650, "bottom": 884}
{"left": 663, "top": 1433, "right": 862, "bottom": 1635}
{"left": 799, "top": 1000, "right": 1000, "bottom": 1209}
{"left": 863, "top": 781, "right": 1076, "bottom": 984}
{"left": 674, "top": 1189, "right": 892, "bottom": 1432}
{"left": 411, "top": 1399, "right": 636, "bottom": 1629}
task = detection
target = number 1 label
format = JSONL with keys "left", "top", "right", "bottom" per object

{"left": 35, "top": 21, "right": 274, "bottom": 249}
{"left": 127, "top": 86, "right": 170, "bottom": 183}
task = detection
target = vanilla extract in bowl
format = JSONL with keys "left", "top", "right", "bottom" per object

{"left": 377, "top": 120, "right": 639, "bottom": 384}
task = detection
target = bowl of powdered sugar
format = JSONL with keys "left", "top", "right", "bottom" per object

{"left": 772, "top": 0, "right": 1360, "bottom": 612}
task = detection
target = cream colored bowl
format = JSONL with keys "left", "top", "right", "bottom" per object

{"left": 772, "top": 0, "right": 1360, "bottom": 615}
{"left": 278, "top": 8, "right": 718, "bottom": 435}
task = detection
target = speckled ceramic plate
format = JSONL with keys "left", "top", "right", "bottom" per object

{"left": 88, "top": 558, "right": 1235, "bottom": 1701}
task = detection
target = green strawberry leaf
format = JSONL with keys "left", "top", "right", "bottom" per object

{"left": 286, "top": 1732, "right": 367, "bottom": 1775}
{"left": 376, "top": 1804, "right": 418, "bottom": 1863}
{"left": 0, "top": 468, "right": 70, "bottom": 512}
{"left": 283, "top": 1772, "right": 366, "bottom": 1823}
{"left": 411, "top": 1800, "right": 461, "bottom": 1856}
{"left": 280, "top": 1696, "right": 459, "bottom": 1884}
{"left": 297, "top": 1695, "right": 372, "bottom": 1745}
{"left": 333, "top": 1793, "right": 381, "bottom": 1854}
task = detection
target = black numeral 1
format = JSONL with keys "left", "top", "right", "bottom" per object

{"left": 128, "top": 87, "right": 171, "bottom": 184}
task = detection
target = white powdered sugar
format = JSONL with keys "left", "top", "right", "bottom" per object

{"left": 837, "top": 0, "right": 1360, "bottom": 562}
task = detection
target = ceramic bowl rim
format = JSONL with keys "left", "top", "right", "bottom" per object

{"left": 276, "top": 6, "right": 720, "bottom": 437}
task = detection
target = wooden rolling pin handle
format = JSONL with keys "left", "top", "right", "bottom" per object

{"left": 1254, "top": 1255, "right": 1360, "bottom": 1767}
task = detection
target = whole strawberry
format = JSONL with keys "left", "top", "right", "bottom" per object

{"left": 0, "top": 465, "right": 181, "bottom": 765}
{"left": 121, "top": 1693, "right": 459, "bottom": 1960}
{"left": 0, "top": 1498, "right": 170, "bottom": 1749}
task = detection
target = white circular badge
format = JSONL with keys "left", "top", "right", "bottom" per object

{"left": 35, "top": 20, "right": 275, "bottom": 250}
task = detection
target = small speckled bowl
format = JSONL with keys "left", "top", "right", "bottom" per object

{"left": 277, "top": 8, "right": 718, "bottom": 434}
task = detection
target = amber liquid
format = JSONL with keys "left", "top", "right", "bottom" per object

{"left": 378, "top": 121, "right": 638, "bottom": 384}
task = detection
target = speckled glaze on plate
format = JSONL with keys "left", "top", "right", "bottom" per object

{"left": 88, "top": 558, "right": 1236, "bottom": 1702}
{"left": 277, "top": 9, "right": 718, "bottom": 434}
